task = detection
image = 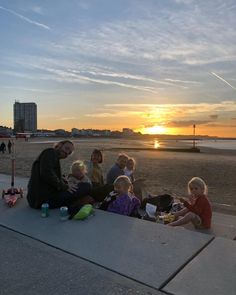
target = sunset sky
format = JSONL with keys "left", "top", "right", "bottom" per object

{"left": 0, "top": 0, "right": 236, "bottom": 137}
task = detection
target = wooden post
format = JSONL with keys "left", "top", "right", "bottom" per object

{"left": 193, "top": 124, "right": 196, "bottom": 148}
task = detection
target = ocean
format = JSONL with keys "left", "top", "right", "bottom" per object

{"left": 29, "top": 137, "right": 236, "bottom": 151}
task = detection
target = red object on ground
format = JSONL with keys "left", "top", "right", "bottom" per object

{"left": 1, "top": 141, "right": 24, "bottom": 207}
{"left": 2, "top": 188, "right": 24, "bottom": 207}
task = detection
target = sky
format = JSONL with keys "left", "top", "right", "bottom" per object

{"left": 0, "top": 0, "right": 236, "bottom": 137}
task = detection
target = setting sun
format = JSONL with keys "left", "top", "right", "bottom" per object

{"left": 139, "top": 125, "right": 168, "bottom": 135}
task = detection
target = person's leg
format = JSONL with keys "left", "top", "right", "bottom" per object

{"left": 48, "top": 183, "right": 92, "bottom": 208}
{"left": 169, "top": 212, "right": 200, "bottom": 227}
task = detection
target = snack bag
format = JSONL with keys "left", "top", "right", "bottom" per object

{"left": 73, "top": 204, "right": 94, "bottom": 220}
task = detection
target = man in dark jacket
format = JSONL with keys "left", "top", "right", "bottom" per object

{"left": 27, "top": 140, "right": 91, "bottom": 209}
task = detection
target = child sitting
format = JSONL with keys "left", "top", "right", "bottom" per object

{"left": 124, "top": 157, "right": 136, "bottom": 183}
{"left": 101, "top": 175, "right": 140, "bottom": 217}
{"left": 67, "top": 160, "right": 94, "bottom": 205}
{"left": 68, "top": 160, "right": 92, "bottom": 187}
{"left": 169, "top": 177, "right": 212, "bottom": 229}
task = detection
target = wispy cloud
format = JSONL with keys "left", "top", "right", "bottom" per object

{"left": 0, "top": 85, "right": 52, "bottom": 93}
{"left": 85, "top": 111, "right": 142, "bottom": 118}
{"left": 59, "top": 117, "right": 76, "bottom": 121}
{"left": 210, "top": 72, "right": 236, "bottom": 90}
{"left": 167, "top": 120, "right": 210, "bottom": 127}
{"left": 0, "top": 5, "right": 50, "bottom": 30}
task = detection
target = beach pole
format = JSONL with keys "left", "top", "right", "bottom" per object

{"left": 193, "top": 124, "right": 196, "bottom": 148}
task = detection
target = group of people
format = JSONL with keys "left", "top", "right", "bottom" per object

{"left": 0, "top": 140, "right": 12, "bottom": 154}
{"left": 26, "top": 140, "right": 212, "bottom": 229}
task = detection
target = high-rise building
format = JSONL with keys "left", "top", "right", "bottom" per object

{"left": 14, "top": 101, "right": 37, "bottom": 132}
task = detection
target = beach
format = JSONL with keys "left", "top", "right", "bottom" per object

{"left": 0, "top": 137, "right": 236, "bottom": 210}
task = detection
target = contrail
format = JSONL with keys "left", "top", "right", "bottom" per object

{"left": 0, "top": 6, "right": 51, "bottom": 30}
{"left": 211, "top": 71, "right": 236, "bottom": 90}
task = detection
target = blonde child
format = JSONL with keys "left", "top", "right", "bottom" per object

{"left": 105, "top": 175, "right": 140, "bottom": 216}
{"left": 124, "top": 157, "right": 136, "bottom": 182}
{"left": 169, "top": 177, "right": 212, "bottom": 229}
{"left": 68, "top": 160, "right": 92, "bottom": 187}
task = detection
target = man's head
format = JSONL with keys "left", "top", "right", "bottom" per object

{"left": 54, "top": 140, "right": 74, "bottom": 159}
{"left": 116, "top": 153, "right": 129, "bottom": 169}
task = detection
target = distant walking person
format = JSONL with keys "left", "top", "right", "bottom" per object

{"left": 0, "top": 142, "right": 6, "bottom": 154}
{"left": 27, "top": 140, "right": 83, "bottom": 209}
{"left": 106, "top": 153, "right": 129, "bottom": 184}
{"left": 7, "top": 140, "right": 12, "bottom": 154}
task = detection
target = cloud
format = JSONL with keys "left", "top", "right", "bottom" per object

{"left": 59, "top": 117, "right": 76, "bottom": 121}
{"left": 0, "top": 85, "right": 52, "bottom": 93}
{"left": 167, "top": 120, "right": 210, "bottom": 127}
{"left": 204, "top": 123, "right": 236, "bottom": 128}
{"left": 85, "top": 111, "right": 142, "bottom": 118}
{"left": 209, "top": 114, "right": 218, "bottom": 120}
{"left": 31, "top": 6, "right": 44, "bottom": 15}
{"left": 211, "top": 72, "right": 236, "bottom": 90}
{"left": 0, "top": 5, "right": 50, "bottom": 30}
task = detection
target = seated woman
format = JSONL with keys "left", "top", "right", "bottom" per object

{"left": 83, "top": 149, "right": 113, "bottom": 202}
{"left": 86, "top": 149, "right": 104, "bottom": 187}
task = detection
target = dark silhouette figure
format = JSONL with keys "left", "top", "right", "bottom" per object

{"left": 0, "top": 142, "right": 6, "bottom": 154}
{"left": 7, "top": 140, "right": 12, "bottom": 154}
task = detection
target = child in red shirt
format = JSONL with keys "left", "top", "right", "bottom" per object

{"left": 169, "top": 177, "right": 212, "bottom": 229}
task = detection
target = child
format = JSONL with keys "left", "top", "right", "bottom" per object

{"left": 67, "top": 160, "right": 93, "bottom": 203}
{"left": 102, "top": 175, "right": 140, "bottom": 216}
{"left": 68, "top": 160, "right": 92, "bottom": 187}
{"left": 86, "top": 149, "right": 104, "bottom": 187}
{"left": 124, "top": 157, "right": 136, "bottom": 183}
{"left": 169, "top": 177, "right": 212, "bottom": 229}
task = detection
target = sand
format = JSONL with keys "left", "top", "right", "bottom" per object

{"left": 0, "top": 137, "right": 236, "bottom": 211}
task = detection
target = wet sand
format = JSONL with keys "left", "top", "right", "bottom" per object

{"left": 0, "top": 137, "right": 236, "bottom": 211}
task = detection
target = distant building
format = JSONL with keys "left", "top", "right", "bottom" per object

{"left": 122, "top": 128, "right": 134, "bottom": 136}
{"left": 71, "top": 128, "right": 80, "bottom": 137}
{"left": 14, "top": 101, "right": 37, "bottom": 132}
{"left": 0, "top": 126, "right": 13, "bottom": 137}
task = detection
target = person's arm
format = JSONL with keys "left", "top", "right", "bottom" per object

{"left": 173, "top": 207, "right": 189, "bottom": 218}
{"left": 106, "top": 167, "right": 115, "bottom": 184}
{"left": 39, "top": 149, "right": 68, "bottom": 191}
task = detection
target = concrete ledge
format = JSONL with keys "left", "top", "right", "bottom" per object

{"left": 183, "top": 212, "right": 236, "bottom": 240}
{"left": 0, "top": 196, "right": 212, "bottom": 290}
{"left": 163, "top": 237, "right": 236, "bottom": 295}
{"left": 0, "top": 226, "right": 163, "bottom": 295}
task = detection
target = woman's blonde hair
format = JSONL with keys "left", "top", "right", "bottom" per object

{"left": 188, "top": 177, "right": 208, "bottom": 196}
{"left": 114, "top": 175, "right": 132, "bottom": 190}
{"left": 71, "top": 160, "right": 87, "bottom": 174}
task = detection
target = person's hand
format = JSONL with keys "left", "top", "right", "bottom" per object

{"left": 176, "top": 196, "right": 186, "bottom": 204}
{"left": 67, "top": 183, "right": 77, "bottom": 193}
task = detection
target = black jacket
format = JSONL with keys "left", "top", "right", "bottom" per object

{"left": 27, "top": 148, "right": 68, "bottom": 208}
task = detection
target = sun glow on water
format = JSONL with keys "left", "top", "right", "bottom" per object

{"left": 154, "top": 140, "right": 160, "bottom": 149}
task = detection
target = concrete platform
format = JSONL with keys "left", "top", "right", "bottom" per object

{"left": 1, "top": 173, "right": 236, "bottom": 294}
{"left": 163, "top": 237, "right": 236, "bottom": 295}
{"left": 183, "top": 211, "right": 236, "bottom": 240}
{"left": 0, "top": 195, "right": 213, "bottom": 290}
{"left": 0, "top": 226, "right": 162, "bottom": 295}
